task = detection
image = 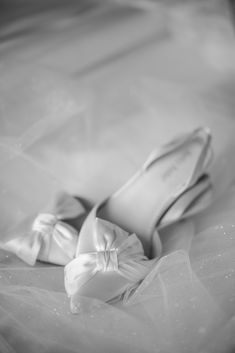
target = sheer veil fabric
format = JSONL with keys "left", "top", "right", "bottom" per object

{"left": 1, "top": 2, "right": 235, "bottom": 353}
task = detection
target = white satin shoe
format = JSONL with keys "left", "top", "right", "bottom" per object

{"left": 65, "top": 127, "right": 214, "bottom": 310}
{"left": 99, "top": 127, "right": 212, "bottom": 256}
{"left": 65, "top": 211, "right": 156, "bottom": 311}
{"left": 0, "top": 192, "right": 86, "bottom": 265}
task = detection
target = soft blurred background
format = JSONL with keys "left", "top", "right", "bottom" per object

{"left": 1, "top": 0, "right": 235, "bottom": 238}
{"left": 0, "top": 2, "right": 235, "bottom": 353}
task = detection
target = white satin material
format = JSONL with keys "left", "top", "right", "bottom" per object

{"left": 64, "top": 129, "right": 214, "bottom": 306}
{"left": 34, "top": 213, "right": 79, "bottom": 265}
{"left": 1, "top": 193, "right": 85, "bottom": 266}
{"left": 64, "top": 218, "right": 156, "bottom": 303}
{"left": 100, "top": 128, "right": 213, "bottom": 257}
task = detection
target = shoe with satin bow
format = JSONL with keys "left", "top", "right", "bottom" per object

{"left": 0, "top": 192, "right": 87, "bottom": 265}
{"left": 64, "top": 127, "right": 213, "bottom": 311}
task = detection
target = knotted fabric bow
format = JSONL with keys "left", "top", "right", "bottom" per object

{"left": 1, "top": 192, "right": 85, "bottom": 265}
{"left": 64, "top": 206, "right": 156, "bottom": 308}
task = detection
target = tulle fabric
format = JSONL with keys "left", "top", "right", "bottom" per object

{"left": 0, "top": 105, "right": 235, "bottom": 353}
{"left": 1, "top": 2, "right": 235, "bottom": 352}
{"left": 0, "top": 191, "right": 235, "bottom": 353}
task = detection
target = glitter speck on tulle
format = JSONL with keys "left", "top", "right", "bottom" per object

{"left": 53, "top": 308, "right": 60, "bottom": 316}
{"left": 71, "top": 302, "right": 81, "bottom": 314}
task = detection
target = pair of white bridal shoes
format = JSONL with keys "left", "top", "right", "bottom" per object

{"left": 0, "top": 127, "right": 213, "bottom": 309}
{"left": 64, "top": 127, "right": 213, "bottom": 310}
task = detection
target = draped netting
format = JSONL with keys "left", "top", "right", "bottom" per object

{"left": 1, "top": 1, "right": 235, "bottom": 352}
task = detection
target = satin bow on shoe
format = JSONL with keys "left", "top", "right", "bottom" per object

{"left": 65, "top": 127, "right": 214, "bottom": 308}
{"left": 65, "top": 209, "right": 156, "bottom": 312}
{"left": 0, "top": 192, "right": 86, "bottom": 265}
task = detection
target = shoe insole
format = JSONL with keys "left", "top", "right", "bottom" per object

{"left": 98, "top": 133, "right": 211, "bottom": 256}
